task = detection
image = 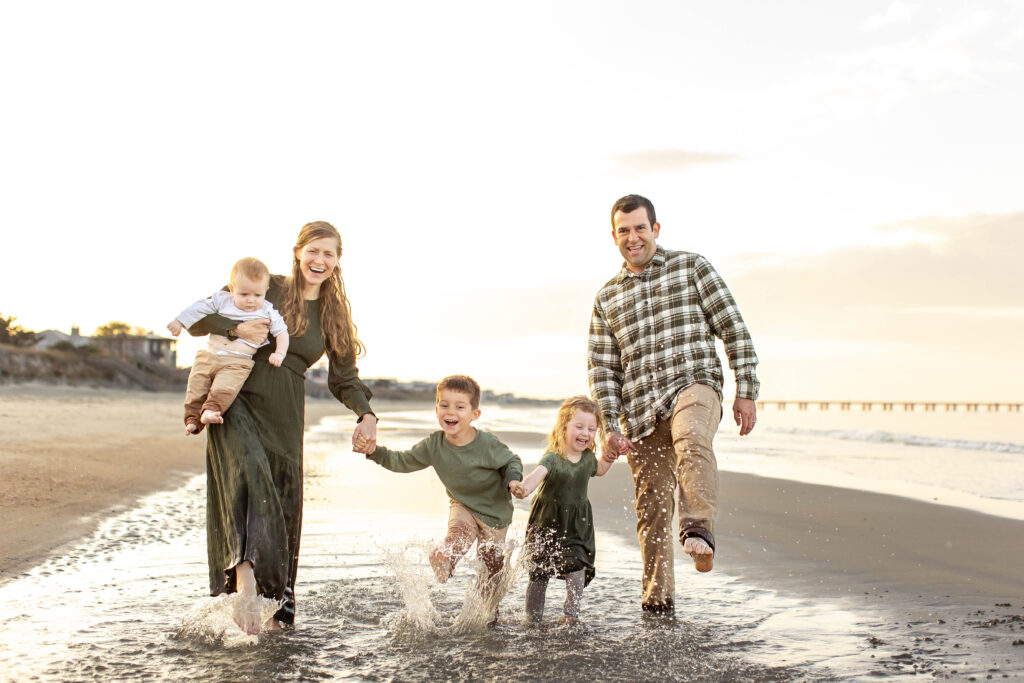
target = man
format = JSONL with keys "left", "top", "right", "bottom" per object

{"left": 588, "top": 194, "right": 759, "bottom": 614}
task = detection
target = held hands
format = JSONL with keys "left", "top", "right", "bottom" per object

{"left": 267, "top": 351, "right": 285, "bottom": 367}
{"left": 167, "top": 319, "right": 183, "bottom": 337}
{"left": 733, "top": 397, "right": 757, "bottom": 436}
{"left": 605, "top": 431, "right": 635, "bottom": 458}
{"left": 351, "top": 414, "right": 378, "bottom": 455}
{"left": 509, "top": 481, "right": 526, "bottom": 499}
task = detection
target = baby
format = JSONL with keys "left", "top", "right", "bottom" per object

{"left": 167, "top": 257, "right": 288, "bottom": 434}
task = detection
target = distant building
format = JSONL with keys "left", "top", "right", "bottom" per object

{"left": 94, "top": 333, "right": 177, "bottom": 367}
{"left": 34, "top": 326, "right": 91, "bottom": 351}
{"left": 35, "top": 325, "right": 177, "bottom": 367}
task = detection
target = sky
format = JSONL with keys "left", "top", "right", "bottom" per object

{"left": 2, "top": 0, "right": 1022, "bottom": 402}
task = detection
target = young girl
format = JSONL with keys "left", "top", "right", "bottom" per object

{"left": 511, "top": 396, "right": 617, "bottom": 622}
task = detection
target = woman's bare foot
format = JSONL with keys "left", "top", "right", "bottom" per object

{"left": 200, "top": 409, "right": 223, "bottom": 425}
{"left": 232, "top": 561, "right": 262, "bottom": 635}
{"left": 683, "top": 536, "right": 714, "bottom": 572}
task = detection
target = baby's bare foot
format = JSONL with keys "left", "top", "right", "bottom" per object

{"left": 683, "top": 536, "right": 714, "bottom": 572}
{"left": 200, "top": 410, "right": 223, "bottom": 425}
{"left": 185, "top": 422, "right": 198, "bottom": 435}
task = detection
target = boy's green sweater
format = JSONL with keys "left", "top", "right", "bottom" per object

{"left": 368, "top": 429, "right": 523, "bottom": 529}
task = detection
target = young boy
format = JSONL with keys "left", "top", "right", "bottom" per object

{"left": 354, "top": 375, "right": 523, "bottom": 584}
{"left": 167, "top": 257, "right": 289, "bottom": 435}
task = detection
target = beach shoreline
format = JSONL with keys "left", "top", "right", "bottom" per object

{"left": 3, "top": 386, "right": 1023, "bottom": 678}
{"left": 0, "top": 384, "right": 363, "bottom": 580}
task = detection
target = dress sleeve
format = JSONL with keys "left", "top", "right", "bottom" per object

{"left": 327, "top": 350, "right": 373, "bottom": 418}
{"left": 587, "top": 450, "right": 599, "bottom": 477}
{"left": 539, "top": 452, "right": 559, "bottom": 471}
{"left": 185, "top": 286, "right": 238, "bottom": 338}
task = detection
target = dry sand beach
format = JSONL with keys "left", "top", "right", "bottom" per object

{"left": 1, "top": 384, "right": 1023, "bottom": 679}
{"left": 0, "top": 384, "right": 344, "bottom": 579}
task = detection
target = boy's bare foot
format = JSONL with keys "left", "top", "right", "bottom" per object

{"left": 200, "top": 410, "right": 223, "bottom": 425}
{"left": 232, "top": 561, "right": 261, "bottom": 635}
{"left": 683, "top": 536, "right": 714, "bottom": 572}
{"left": 429, "top": 547, "right": 451, "bottom": 584}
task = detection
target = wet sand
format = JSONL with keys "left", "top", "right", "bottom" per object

{"left": 3, "top": 387, "right": 1023, "bottom": 677}
{"left": 589, "top": 466, "right": 1024, "bottom": 678}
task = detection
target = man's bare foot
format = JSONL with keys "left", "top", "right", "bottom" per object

{"left": 200, "top": 410, "right": 223, "bottom": 425}
{"left": 232, "top": 561, "right": 261, "bottom": 635}
{"left": 683, "top": 536, "right": 714, "bottom": 572}
{"left": 429, "top": 547, "right": 451, "bottom": 584}
{"left": 185, "top": 422, "right": 198, "bottom": 435}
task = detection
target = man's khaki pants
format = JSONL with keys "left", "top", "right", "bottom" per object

{"left": 626, "top": 383, "right": 722, "bottom": 609}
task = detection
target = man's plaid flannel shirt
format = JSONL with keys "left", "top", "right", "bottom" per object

{"left": 588, "top": 246, "right": 759, "bottom": 441}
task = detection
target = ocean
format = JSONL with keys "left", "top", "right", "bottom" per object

{"left": 0, "top": 402, "right": 1021, "bottom": 681}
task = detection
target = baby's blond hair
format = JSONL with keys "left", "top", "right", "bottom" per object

{"left": 230, "top": 257, "right": 271, "bottom": 287}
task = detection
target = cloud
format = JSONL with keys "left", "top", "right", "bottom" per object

{"left": 612, "top": 149, "right": 735, "bottom": 173}
{"left": 720, "top": 212, "right": 1024, "bottom": 400}
{"left": 736, "top": 212, "right": 1023, "bottom": 307}
{"left": 727, "top": 211, "right": 1024, "bottom": 353}
{"left": 863, "top": 1, "right": 920, "bottom": 31}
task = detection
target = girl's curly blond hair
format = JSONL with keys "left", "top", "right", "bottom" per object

{"left": 547, "top": 395, "right": 605, "bottom": 460}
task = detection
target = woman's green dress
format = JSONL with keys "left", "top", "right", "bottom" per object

{"left": 189, "top": 275, "right": 372, "bottom": 624}
{"left": 525, "top": 449, "right": 598, "bottom": 586}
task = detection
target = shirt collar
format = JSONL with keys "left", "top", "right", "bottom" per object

{"left": 616, "top": 245, "right": 666, "bottom": 283}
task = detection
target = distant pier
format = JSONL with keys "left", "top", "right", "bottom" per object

{"left": 755, "top": 400, "right": 1022, "bottom": 412}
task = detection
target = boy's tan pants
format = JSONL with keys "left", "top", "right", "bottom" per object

{"left": 626, "top": 383, "right": 722, "bottom": 609}
{"left": 430, "top": 499, "right": 508, "bottom": 581}
{"left": 183, "top": 349, "right": 254, "bottom": 431}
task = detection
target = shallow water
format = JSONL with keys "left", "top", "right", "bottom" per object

{"left": 5, "top": 405, "right": 1017, "bottom": 681}
{"left": 0, "top": 478, "right": 895, "bottom": 681}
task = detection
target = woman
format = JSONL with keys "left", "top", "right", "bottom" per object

{"left": 189, "top": 221, "right": 377, "bottom": 634}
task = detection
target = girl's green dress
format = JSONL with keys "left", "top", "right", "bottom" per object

{"left": 190, "top": 275, "right": 372, "bottom": 624}
{"left": 525, "top": 449, "right": 598, "bottom": 586}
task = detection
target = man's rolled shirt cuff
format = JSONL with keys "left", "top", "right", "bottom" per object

{"left": 735, "top": 379, "right": 760, "bottom": 401}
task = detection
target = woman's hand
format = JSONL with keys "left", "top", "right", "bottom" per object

{"left": 234, "top": 319, "right": 270, "bottom": 345}
{"left": 352, "top": 413, "right": 377, "bottom": 454}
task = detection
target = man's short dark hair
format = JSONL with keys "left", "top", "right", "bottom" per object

{"left": 611, "top": 194, "right": 657, "bottom": 227}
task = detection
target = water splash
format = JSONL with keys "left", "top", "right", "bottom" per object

{"left": 173, "top": 593, "right": 284, "bottom": 646}
{"left": 381, "top": 538, "right": 531, "bottom": 634}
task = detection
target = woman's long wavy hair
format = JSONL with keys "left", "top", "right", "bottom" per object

{"left": 547, "top": 395, "right": 605, "bottom": 460}
{"left": 278, "top": 221, "right": 365, "bottom": 359}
